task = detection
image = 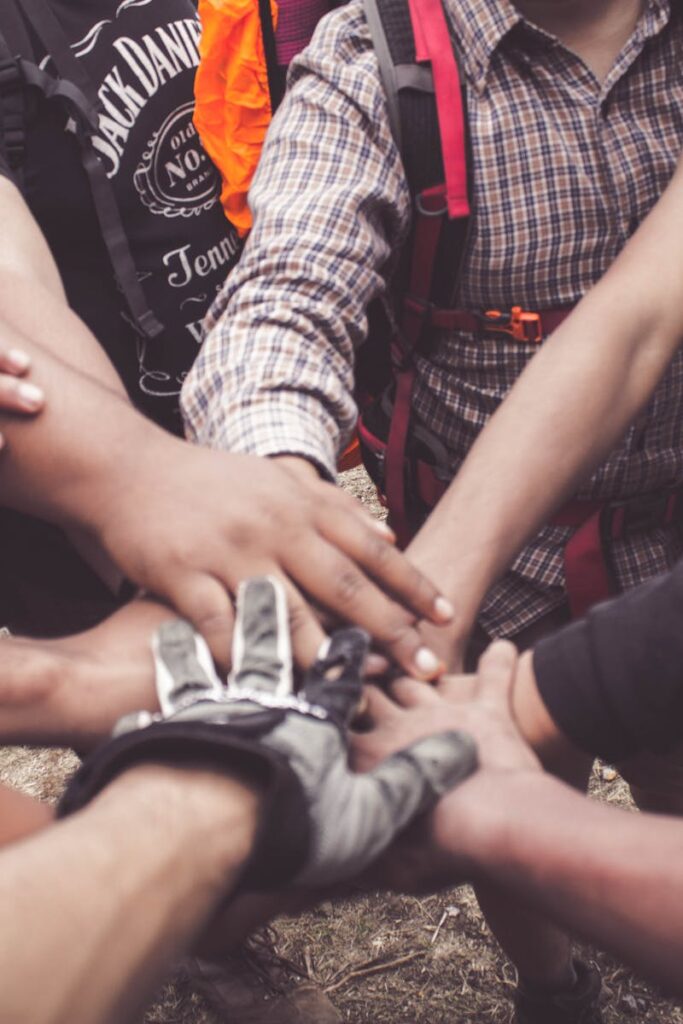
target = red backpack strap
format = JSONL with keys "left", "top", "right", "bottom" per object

{"left": 364, "top": 0, "right": 470, "bottom": 543}
{"left": 407, "top": 0, "right": 469, "bottom": 219}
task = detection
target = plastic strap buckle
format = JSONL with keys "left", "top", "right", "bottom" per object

{"left": 480, "top": 306, "right": 543, "bottom": 343}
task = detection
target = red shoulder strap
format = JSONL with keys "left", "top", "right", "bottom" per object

{"left": 406, "top": 0, "right": 469, "bottom": 219}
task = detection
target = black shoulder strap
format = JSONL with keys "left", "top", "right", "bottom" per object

{"left": 0, "top": 0, "right": 35, "bottom": 177}
{"left": 259, "top": 0, "right": 286, "bottom": 111}
{"left": 363, "top": 0, "right": 470, "bottom": 306}
{"left": 0, "top": 0, "right": 164, "bottom": 340}
{"left": 364, "top": 0, "right": 444, "bottom": 193}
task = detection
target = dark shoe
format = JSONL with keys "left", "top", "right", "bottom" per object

{"left": 183, "top": 930, "right": 342, "bottom": 1024}
{"left": 514, "top": 959, "right": 603, "bottom": 1024}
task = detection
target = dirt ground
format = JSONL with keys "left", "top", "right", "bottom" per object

{"left": 1, "top": 466, "right": 682, "bottom": 1023}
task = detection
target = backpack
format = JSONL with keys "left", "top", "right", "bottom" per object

{"left": 193, "top": 0, "right": 475, "bottom": 489}
{"left": 0, "top": 0, "right": 558, "bottom": 541}
{"left": 0, "top": 0, "right": 165, "bottom": 343}
{"left": 2, "top": 0, "right": 674, "bottom": 619}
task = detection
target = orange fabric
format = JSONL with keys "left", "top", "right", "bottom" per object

{"left": 195, "top": 0, "right": 278, "bottom": 236}
{"left": 338, "top": 433, "right": 362, "bottom": 472}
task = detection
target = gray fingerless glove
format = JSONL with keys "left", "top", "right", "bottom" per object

{"left": 59, "top": 577, "right": 476, "bottom": 888}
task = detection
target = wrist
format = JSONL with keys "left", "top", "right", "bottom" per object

{"left": 105, "top": 764, "right": 262, "bottom": 885}
{"left": 272, "top": 454, "right": 321, "bottom": 482}
{"left": 430, "top": 770, "right": 556, "bottom": 881}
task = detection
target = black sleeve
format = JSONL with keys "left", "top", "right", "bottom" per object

{"left": 533, "top": 560, "right": 683, "bottom": 763}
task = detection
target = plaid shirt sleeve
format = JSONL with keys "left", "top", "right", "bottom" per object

{"left": 181, "top": 1, "right": 410, "bottom": 477}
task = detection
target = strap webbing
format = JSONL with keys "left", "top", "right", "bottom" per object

{"left": 384, "top": 366, "right": 416, "bottom": 547}
{"left": 0, "top": 0, "right": 34, "bottom": 175}
{"left": 79, "top": 144, "right": 165, "bottom": 339}
{"left": 0, "top": 0, "right": 34, "bottom": 59}
{"left": 406, "top": 0, "right": 468, "bottom": 219}
{"left": 386, "top": 185, "right": 447, "bottom": 545}
{"left": 5, "top": 0, "right": 164, "bottom": 339}
{"left": 363, "top": 0, "right": 404, "bottom": 150}
{"left": 258, "top": 0, "right": 285, "bottom": 110}
{"left": 16, "top": 0, "right": 99, "bottom": 106}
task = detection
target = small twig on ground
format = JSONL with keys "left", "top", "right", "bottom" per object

{"left": 324, "top": 950, "right": 426, "bottom": 994}
{"left": 430, "top": 905, "right": 460, "bottom": 944}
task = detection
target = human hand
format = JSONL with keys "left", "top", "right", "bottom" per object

{"left": 352, "top": 642, "right": 541, "bottom": 891}
{"left": 414, "top": 618, "right": 469, "bottom": 673}
{"left": 0, "top": 599, "right": 172, "bottom": 748}
{"left": 97, "top": 440, "right": 453, "bottom": 676}
{"left": 60, "top": 577, "right": 477, "bottom": 888}
{"left": 0, "top": 346, "right": 44, "bottom": 448}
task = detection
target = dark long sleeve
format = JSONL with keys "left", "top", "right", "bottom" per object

{"left": 533, "top": 560, "right": 683, "bottom": 762}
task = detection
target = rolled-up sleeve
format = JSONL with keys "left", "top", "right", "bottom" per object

{"left": 181, "top": 1, "right": 411, "bottom": 477}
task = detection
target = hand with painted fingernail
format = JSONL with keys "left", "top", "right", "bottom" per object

{"left": 0, "top": 346, "right": 45, "bottom": 450}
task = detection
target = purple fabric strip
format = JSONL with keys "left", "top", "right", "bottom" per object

{"left": 275, "top": 0, "right": 332, "bottom": 65}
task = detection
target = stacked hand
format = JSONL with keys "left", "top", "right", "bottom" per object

{"left": 0, "top": 346, "right": 44, "bottom": 448}
{"left": 60, "top": 577, "right": 477, "bottom": 888}
{"left": 97, "top": 440, "right": 454, "bottom": 677}
{"left": 352, "top": 641, "right": 542, "bottom": 890}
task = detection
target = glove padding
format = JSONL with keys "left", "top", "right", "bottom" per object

{"left": 59, "top": 577, "right": 477, "bottom": 888}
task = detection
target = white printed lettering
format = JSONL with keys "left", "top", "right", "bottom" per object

{"left": 142, "top": 34, "right": 178, "bottom": 83}
{"left": 113, "top": 37, "right": 159, "bottom": 98}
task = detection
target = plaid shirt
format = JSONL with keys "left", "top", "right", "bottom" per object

{"left": 183, "top": 0, "right": 683, "bottom": 638}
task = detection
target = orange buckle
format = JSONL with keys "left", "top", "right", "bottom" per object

{"left": 483, "top": 306, "right": 543, "bottom": 343}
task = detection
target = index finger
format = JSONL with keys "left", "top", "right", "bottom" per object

{"left": 318, "top": 502, "right": 454, "bottom": 627}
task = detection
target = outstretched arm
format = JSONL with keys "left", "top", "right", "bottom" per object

{"left": 0, "top": 599, "right": 174, "bottom": 749}
{"left": 0, "top": 177, "right": 450, "bottom": 678}
{"left": 0, "top": 763, "right": 259, "bottom": 1024}
{"left": 407, "top": 154, "right": 683, "bottom": 665}
{"left": 354, "top": 643, "right": 683, "bottom": 995}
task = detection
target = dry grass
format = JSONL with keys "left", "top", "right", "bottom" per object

{"left": 2, "top": 465, "right": 682, "bottom": 1022}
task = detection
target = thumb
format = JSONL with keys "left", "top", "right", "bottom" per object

{"left": 477, "top": 640, "right": 518, "bottom": 707}
{"left": 325, "top": 731, "right": 477, "bottom": 879}
{"left": 368, "top": 731, "right": 478, "bottom": 826}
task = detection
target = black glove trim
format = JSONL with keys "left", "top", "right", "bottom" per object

{"left": 57, "top": 722, "right": 311, "bottom": 889}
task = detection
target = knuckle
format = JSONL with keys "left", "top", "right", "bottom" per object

{"left": 0, "top": 375, "right": 18, "bottom": 399}
{"left": 287, "top": 599, "right": 311, "bottom": 636}
{"left": 382, "top": 616, "right": 418, "bottom": 652}
{"left": 334, "top": 567, "right": 366, "bottom": 606}
{"left": 365, "top": 534, "right": 393, "bottom": 570}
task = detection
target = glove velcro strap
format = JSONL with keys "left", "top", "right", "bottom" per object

{"left": 57, "top": 722, "right": 311, "bottom": 889}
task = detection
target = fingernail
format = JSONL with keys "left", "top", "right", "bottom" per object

{"left": 6, "top": 348, "right": 30, "bottom": 373}
{"left": 372, "top": 519, "right": 395, "bottom": 540}
{"left": 18, "top": 382, "right": 44, "bottom": 408}
{"left": 413, "top": 647, "right": 443, "bottom": 677}
{"left": 365, "top": 652, "right": 390, "bottom": 676}
{"left": 433, "top": 596, "right": 454, "bottom": 622}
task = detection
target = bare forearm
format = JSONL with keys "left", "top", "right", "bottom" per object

{"left": 0, "top": 765, "right": 259, "bottom": 1024}
{"left": 409, "top": 158, "right": 683, "bottom": 630}
{"left": 450, "top": 773, "right": 683, "bottom": 992}
{"left": 0, "top": 177, "right": 123, "bottom": 393}
{"left": 0, "top": 599, "right": 172, "bottom": 748}
{"left": 0, "top": 320, "right": 171, "bottom": 536}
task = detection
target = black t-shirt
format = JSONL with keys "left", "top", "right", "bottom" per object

{"left": 533, "top": 560, "right": 683, "bottom": 762}
{"left": 0, "top": 0, "right": 241, "bottom": 433}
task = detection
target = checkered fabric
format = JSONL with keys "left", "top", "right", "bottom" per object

{"left": 182, "top": 0, "right": 683, "bottom": 637}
